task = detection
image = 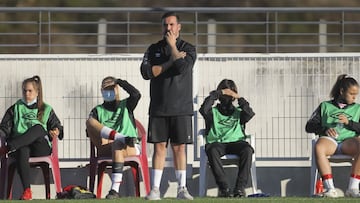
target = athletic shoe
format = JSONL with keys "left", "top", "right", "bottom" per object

{"left": 346, "top": 188, "right": 360, "bottom": 197}
{"left": 105, "top": 189, "right": 120, "bottom": 199}
{"left": 323, "top": 188, "right": 338, "bottom": 198}
{"left": 233, "top": 189, "right": 245, "bottom": 198}
{"left": 20, "top": 188, "right": 32, "bottom": 200}
{"left": 145, "top": 187, "right": 161, "bottom": 200}
{"left": 218, "top": 188, "right": 231, "bottom": 198}
{"left": 177, "top": 187, "right": 193, "bottom": 200}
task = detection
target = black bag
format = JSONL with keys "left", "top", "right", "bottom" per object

{"left": 57, "top": 185, "right": 96, "bottom": 199}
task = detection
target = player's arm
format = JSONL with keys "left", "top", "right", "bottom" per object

{"left": 140, "top": 45, "right": 173, "bottom": 79}
{"left": 305, "top": 105, "right": 327, "bottom": 135}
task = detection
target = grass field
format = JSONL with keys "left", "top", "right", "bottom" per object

{"left": 6, "top": 197, "right": 360, "bottom": 203}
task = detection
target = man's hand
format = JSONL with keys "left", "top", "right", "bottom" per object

{"left": 165, "top": 30, "right": 186, "bottom": 61}
{"left": 164, "top": 30, "right": 177, "bottom": 47}
{"left": 152, "top": 65, "right": 163, "bottom": 77}
{"left": 174, "top": 51, "right": 186, "bottom": 60}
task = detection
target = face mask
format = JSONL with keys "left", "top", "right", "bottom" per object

{"left": 102, "top": 90, "right": 115, "bottom": 102}
{"left": 219, "top": 95, "right": 233, "bottom": 105}
{"left": 22, "top": 98, "right": 37, "bottom": 106}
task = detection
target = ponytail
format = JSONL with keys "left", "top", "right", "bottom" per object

{"left": 330, "top": 74, "right": 359, "bottom": 100}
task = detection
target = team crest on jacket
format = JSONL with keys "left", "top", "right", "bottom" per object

{"left": 330, "top": 112, "right": 352, "bottom": 120}
{"left": 218, "top": 117, "right": 238, "bottom": 127}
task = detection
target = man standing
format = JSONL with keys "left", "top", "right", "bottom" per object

{"left": 140, "top": 11, "right": 196, "bottom": 200}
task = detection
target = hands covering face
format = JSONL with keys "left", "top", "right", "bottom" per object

{"left": 221, "top": 88, "right": 240, "bottom": 99}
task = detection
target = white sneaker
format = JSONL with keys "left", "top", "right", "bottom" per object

{"left": 145, "top": 187, "right": 161, "bottom": 200}
{"left": 346, "top": 188, "right": 360, "bottom": 197}
{"left": 323, "top": 188, "right": 338, "bottom": 198}
{"left": 177, "top": 187, "right": 193, "bottom": 200}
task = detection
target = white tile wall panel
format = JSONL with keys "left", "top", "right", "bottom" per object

{"left": 0, "top": 54, "right": 359, "bottom": 162}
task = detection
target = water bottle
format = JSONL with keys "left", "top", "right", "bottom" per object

{"left": 335, "top": 122, "right": 344, "bottom": 139}
{"left": 315, "top": 178, "right": 324, "bottom": 194}
{"left": 337, "top": 122, "right": 344, "bottom": 129}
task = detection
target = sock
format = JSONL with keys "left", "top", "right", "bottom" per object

{"left": 152, "top": 169, "right": 163, "bottom": 189}
{"left": 111, "top": 173, "right": 123, "bottom": 193}
{"left": 175, "top": 170, "right": 186, "bottom": 188}
{"left": 100, "top": 126, "right": 125, "bottom": 143}
{"left": 111, "top": 162, "right": 124, "bottom": 192}
{"left": 348, "top": 174, "right": 360, "bottom": 190}
{"left": 322, "top": 174, "right": 335, "bottom": 190}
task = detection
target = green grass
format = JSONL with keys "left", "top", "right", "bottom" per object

{"left": 6, "top": 197, "right": 360, "bottom": 203}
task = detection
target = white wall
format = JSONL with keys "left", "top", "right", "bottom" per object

{"left": 1, "top": 53, "right": 359, "bottom": 198}
{"left": 1, "top": 54, "right": 360, "bottom": 162}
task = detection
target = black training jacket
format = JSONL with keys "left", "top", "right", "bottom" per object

{"left": 140, "top": 38, "right": 196, "bottom": 116}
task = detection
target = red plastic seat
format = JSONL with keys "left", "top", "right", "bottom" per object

{"left": 0, "top": 136, "right": 62, "bottom": 199}
{"left": 88, "top": 119, "right": 150, "bottom": 198}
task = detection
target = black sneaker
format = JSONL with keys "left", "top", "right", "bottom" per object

{"left": 125, "top": 137, "right": 136, "bottom": 147}
{"left": 106, "top": 189, "right": 120, "bottom": 199}
{"left": 218, "top": 188, "right": 231, "bottom": 198}
{"left": 233, "top": 189, "right": 245, "bottom": 198}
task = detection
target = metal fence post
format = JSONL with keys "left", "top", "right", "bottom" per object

{"left": 319, "top": 19, "right": 327, "bottom": 53}
{"left": 97, "top": 18, "right": 107, "bottom": 54}
{"left": 207, "top": 19, "right": 216, "bottom": 53}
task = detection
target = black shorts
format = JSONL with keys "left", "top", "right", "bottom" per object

{"left": 147, "top": 116, "right": 193, "bottom": 144}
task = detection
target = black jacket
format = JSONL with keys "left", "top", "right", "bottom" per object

{"left": 305, "top": 100, "right": 360, "bottom": 135}
{"left": 140, "top": 38, "right": 196, "bottom": 116}
{"left": 0, "top": 102, "right": 64, "bottom": 140}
